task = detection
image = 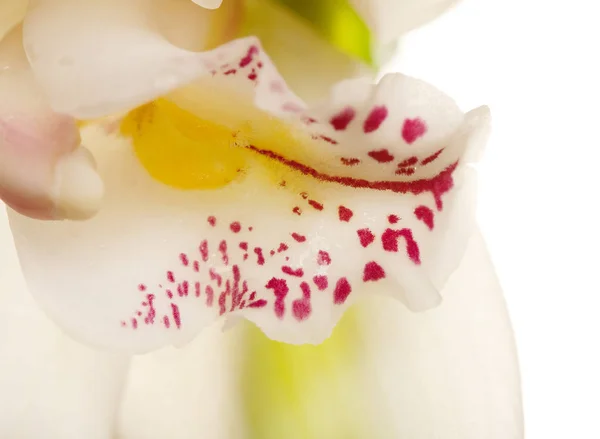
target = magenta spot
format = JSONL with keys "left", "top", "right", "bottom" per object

{"left": 166, "top": 289, "right": 173, "bottom": 299}
{"left": 421, "top": 148, "right": 444, "bottom": 166}
{"left": 248, "top": 71, "right": 258, "bottom": 81}
{"left": 282, "top": 266, "right": 304, "bottom": 277}
{"left": 300, "top": 192, "right": 309, "bottom": 199}
{"left": 219, "top": 240, "right": 229, "bottom": 265}
{"left": 363, "top": 261, "right": 386, "bottom": 282}
{"left": 368, "top": 149, "right": 395, "bottom": 163}
{"left": 208, "top": 216, "right": 216, "bottom": 227}
{"left": 317, "top": 135, "right": 338, "bottom": 145}
{"left": 179, "top": 253, "right": 189, "bottom": 266}
{"left": 402, "top": 118, "right": 427, "bottom": 144}
{"left": 395, "top": 168, "right": 415, "bottom": 176}
{"left": 171, "top": 303, "right": 181, "bottom": 329}
{"left": 239, "top": 45, "right": 259, "bottom": 68}
{"left": 291, "top": 233, "right": 306, "bottom": 243}
{"left": 293, "top": 206, "right": 302, "bottom": 216}
{"left": 308, "top": 200, "right": 324, "bottom": 211}
{"left": 254, "top": 247, "right": 265, "bottom": 265}
{"left": 340, "top": 157, "right": 361, "bottom": 166}
{"left": 357, "top": 228, "right": 375, "bottom": 247}
{"left": 177, "top": 281, "right": 189, "bottom": 297}
{"left": 266, "top": 278, "right": 289, "bottom": 319}
{"left": 138, "top": 284, "right": 147, "bottom": 291}
{"left": 278, "top": 243, "right": 289, "bottom": 253}
{"left": 239, "top": 242, "right": 248, "bottom": 251}
{"left": 163, "top": 316, "right": 170, "bottom": 328}
{"left": 143, "top": 294, "right": 156, "bottom": 325}
{"left": 398, "top": 156, "right": 419, "bottom": 167}
{"left": 193, "top": 260, "right": 200, "bottom": 272}
{"left": 248, "top": 299, "right": 267, "bottom": 309}
{"left": 206, "top": 285, "right": 214, "bottom": 307}
{"left": 195, "top": 281, "right": 201, "bottom": 297}
{"left": 415, "top": 205, "right": 435, "bottom": 230}
{"left": 131, "top": 318, "right": 138, "bottom": 329}
{"left": 363, "top": 106, "right": 388, "bottom": 133}
{"left": 333, "top": 278, "right": 352, "bottom": 304}
{"left": 381, "top": 228, "right": 421, "bottom": 264}
{"left": 209, "top": 268, "right": 223, "bottom": 286}
{"left": 338, "top": 206, "right": 354, "bottom": 222}
{"left": 167, "top": 271, "right": 175, "bottom": 283}
{"left": 330, "top": 107, "right": 356, "bottom": 131}
{"left": 388, "top": 214, "right": 400, "bottom": 224}
{"left": 270, "top": 250, "right": 275, "bottom": 256}
{"left": 317, "top": 250, "right": 332, "bottom": 266}
{"left": 230, "top": 222, "right": 241, "bottom": 233}
{"left": 292, "top": 282, "right": 312, "bottom": 321}
{"left": 200, "top": 240, "right": 209, "bottom": 262}
{"left": 313, "top": 275, "right": 329, "bottom": 291}
{"left": 224, "top": 69, "right": 237, "bottom": 75}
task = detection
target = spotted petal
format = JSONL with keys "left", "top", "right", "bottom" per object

{"left": 8, "top": 36, "right": 489, "bottom": 352}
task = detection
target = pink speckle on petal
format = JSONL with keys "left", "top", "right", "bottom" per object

{"left": 171, "top": 303, "right": 181, "bottom": 329}
{"left": 415, "top": 205, "right": 435, "bottom": 230}
{"left": 333, "top": 277, "right": 352, "bottom": 304}
{"left": 317, "top": 250, "right": 332, "bottom": 266}
{"left": 388, "top": 215, "right": 400, "bottom": 224}
{"left": 292, "top": 282, "right": 312, "bottom": 321}
{"left": 282, "top": 266, "right": 304, "bottom": 277}
{"left": 266, "top": 278, "right": 289, "bottom": 319}
{"left": 338, "top": 206, "right": 354, "bottom": 222}
{"left": 340, "top": 157, "right": 361, "bottom": 166}
{"left": 308, "top": 200, "right": 324, "bottom": 211}
{"left": 398, "top": 156, "right": 419, "bottom": 167}
{"left": 381, "top": 228, "right": 421, "bottom": 264}
{"left": 167, "top": 271, "right": 175, "bottom": 283}
{"left": 230, "top": 222, "right": 241, "bottom": 233}
{"left": 313, "top": 275, "right": 328, "bottom": 290}
{"left": 239, "top": 45, "right": 259, "bottom": 68}
{"left": 330, "top": 107, "right": 356, "bottom": 131}
{"left": 357, "top": 228, "right": 375, "bottom": 247}
{"left": 368, "top": 149, "right": 395, "bottom": 163}
{"left": 363, "top": 106, "right": 388, "bottom": 133}
{"left": 421, "top": 148, "right": 444, "bottom": 166}
{"left": 208, "top": 216, "right": 216, "bottom": 226}
{"left": 179, "top": 253, "right": 189, "bottom": 266}
{"left": 363, "top": 261, "right": 386, "bottom": 282}
{"left": 291, "top": 233, "right": 306, "bottom": 243}
{"left": 402, "top": 118, "right": 427, "bottom": 144}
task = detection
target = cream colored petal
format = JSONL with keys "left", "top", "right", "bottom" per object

{"left": 117, "top": 323, "right": 242, "bottom": 439}
{"left": 22, "top": 0, "right": 272, "bottom": 119}
{"left": 350, "top": 0, "right": 460, "bottom": 42}
{"left": 360, "top": 229, "right": 523, "bottom": 439}
{"left": 0, "top": 207, "right": 130, "bottom": 439}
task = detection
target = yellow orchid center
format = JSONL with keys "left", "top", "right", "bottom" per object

{"left": 121, "top": 99, "right": 248, "bottom": 190}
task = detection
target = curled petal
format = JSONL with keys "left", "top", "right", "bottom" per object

{"left": 0, "top": 25, "right": 103, "bottom": 220}
{"left": 22, "top": 0, "right": 301, "bottom": 119}
{"left": 9, "top": 38, "right": 489, "bottom": 352}
{"left": 350, "top": 0, "right": 460, "bottom": 42}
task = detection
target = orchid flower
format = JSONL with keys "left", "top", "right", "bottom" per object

{"left": 5, "top": 0, "right": 488, "bottom": 353}
{"left": 0, "top": 0, "right": 522, "bottom": 438}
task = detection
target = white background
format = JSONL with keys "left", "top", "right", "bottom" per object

{"left": 396, "top": 0, "right": 600, "bottom": 437}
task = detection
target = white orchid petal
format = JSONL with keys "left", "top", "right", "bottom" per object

{"left": 0, "top": 208, "right": 129, "bottom": 439}
{"left": 8, "top": 37, "right": 489, "bottom": 352}
{"left": 350, "top": 0, "right": 460, "bottom": 42}
{"left": 191, "top": 0, "right": 223, "bottom": 9}
{"left": 362, "top": 229, "right": 523, "bottom": 439}
{"left": 22, "top": 0, "right": 293, "bottom": 119}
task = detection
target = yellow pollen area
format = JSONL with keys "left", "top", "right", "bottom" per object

{"left": 120, "top": 99, "right": 248, "bottom": 190}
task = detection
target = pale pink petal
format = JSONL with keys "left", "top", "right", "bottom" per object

{"left": 0, "top": 24, "right": 103, "bottom": 220}
{"left": 8, "top": 55, "right": 489, "bottom": 352}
